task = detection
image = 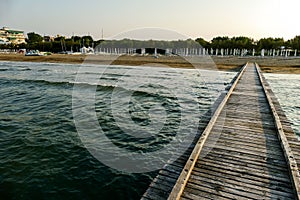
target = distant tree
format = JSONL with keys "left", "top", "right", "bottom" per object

{"left": 17, "top": 42, "right": 27, "bottom": 49}
{"left": 93, "top": 39, "right": 104, "bottom": 49}
{"left": 231, "top": 36, "right": 254, "bottom": 49}
{"left": 27, "top": 32, "right": 43, "bottom": 43}
{"left": 4, "top": 32, "right": 300, "bottom": 53}
{"left": 185, "top": 38, "right": 199, "bottom": 48}
{"left": 42, "top": 42, "right": 53, "bottom": 52}
{"left": 257, "top": 38, "right": 284, "bottom": 50}
{"left": 287, "top": 36, "right": 300, "bottom": 50}
{"left": 211, "top": 36, "right": 230, "bottom": 49}
{"left": 82, "top": 36, "right": 94, "bottom": 47}
{"left": 54, "top": 36, "right": 65, "bottom": 42}
{"left": 195, "top": 37, "right": 210, "bottom": 48}
{"left": 71, "top": 36, "right": 82, "bottom": 42}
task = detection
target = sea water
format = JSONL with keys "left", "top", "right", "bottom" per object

{"left": 0, "top": 61, "right": 298, "bottom": 199}
{"left": 264, "top": 73, "right": 300, "bottom": 137}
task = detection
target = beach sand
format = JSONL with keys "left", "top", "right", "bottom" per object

{"left": 212, "top": 56, "right": 300, "bottom": 74}
{"left": 0, "top": 53, "right": 299, "bottom": 74}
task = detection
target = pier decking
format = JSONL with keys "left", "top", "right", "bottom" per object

{"left": 142, "top": 63, "right": 300, "bottom": 200}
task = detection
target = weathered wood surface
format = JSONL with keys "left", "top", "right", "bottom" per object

{"left": 142, "top": 63, "right": 300, "bottom": 200}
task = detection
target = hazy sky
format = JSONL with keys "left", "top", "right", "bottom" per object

{"left": 1, "top": 0, "right": 299, "bottom": 41}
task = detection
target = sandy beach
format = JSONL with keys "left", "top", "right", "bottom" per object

{"left": 0, "top": 53, "right": 299, "bottom": 74}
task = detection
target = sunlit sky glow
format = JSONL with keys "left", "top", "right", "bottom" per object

{"left": 1, "top": 0, "right": 300, "bottom": 41}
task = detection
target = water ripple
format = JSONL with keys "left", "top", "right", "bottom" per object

{"left": 0, "top": 61, "right": 234, "bottom": 199}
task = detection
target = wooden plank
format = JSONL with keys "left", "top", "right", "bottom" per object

{"left": 194, "top": 158, "right": 291, "bottom": 183}
{"left": 204, "top": 135, "right": 284, "bottom": 153}
{"left": 202, "top": 142, "right": 287, "bottom": 162}
{"left": 201, "top": 144, "right": 287, "bottom": 164}
{"left": 226, "top": 109, "right": 272, "bottom": 119}
{"left": 192, "top": 166, "right": 294, "bottom": 198}
{"left": 196, "top": 162, "right": 293, "bottom": 188}
{"left": 200, "top": 155, "right": 291, "bottom": 180}
{"left": 256, "top": 63, "right": 300, "bottom": 199}
{"left": 217, "top": 132, "right": 283, "bottom": 148}
{"left": 167, "top": 63, "right": 249, "bottom": 200}
{"left": 213, "top": 124, "right": 277, "bottom": 134}
{"left": 205, "top": 149, "right": 289, "bottom": 170}
{"left": 185, "top": 180, "right": 259, "bottom": 200}
{"left": 181, "top": 191, "right": 224, "bottom": 200}
{"left": 185, "top": 64, "right": 296, "bottom": 200}
{"left": 205, "top": 153, "right": 289, "bottom": 174}
{"left": 220, "top": 119, "right": 276, "bottom": 130}
{"left": 207, "top": 129, "right": 282, "bottom": 147}
{"left": 187, "top": 173, "right": 291, "bottom": 200}
{"left": 182, "top": 186, "right": 232, "bottom": 200}
{"left": 213, "top": 124, "right": 278, "bottom": 136}
{"left": 142, "top": 187, "right": 169, "bottom": 200}
{"left": 143, "top": 63, "right": 300, "bottom": 200}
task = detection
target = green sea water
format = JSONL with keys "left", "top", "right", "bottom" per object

{"left": 0, "top": 61, "right": 235, "bottom": 199}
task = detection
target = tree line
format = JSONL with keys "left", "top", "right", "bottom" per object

{"left": 0, "top": 32, "right": 104, "bottom": 53}
{"left": 0, "top": 32, "right": 300, "bottom": 53}
{"left": 196, "top": 36, "right": 300, "bottom": 51}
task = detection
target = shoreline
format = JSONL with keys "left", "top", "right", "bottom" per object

{"left": 0, "top": 53, "right": 299, "bottom": 74}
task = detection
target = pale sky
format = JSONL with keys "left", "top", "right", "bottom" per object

{"left": 1, "top": 0, "right": 299, "bottom": 41}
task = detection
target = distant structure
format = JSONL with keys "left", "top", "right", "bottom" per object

{"left": 43, "top": 35, "right": 54, "bottom": 42}
{"left": 0, "top": 27, "right": 26, "bottom": 44}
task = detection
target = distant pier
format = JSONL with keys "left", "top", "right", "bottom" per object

{"left": 142, "top": 63, "right": 300, "bottom": 200}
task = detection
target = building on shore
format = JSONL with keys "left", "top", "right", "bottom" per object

{"left": 0, "top": 27, "right": 26, "bottom": 44}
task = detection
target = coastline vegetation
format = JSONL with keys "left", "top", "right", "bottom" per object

{"left": 0, "top": 32, "right": 299, "bottom": 53}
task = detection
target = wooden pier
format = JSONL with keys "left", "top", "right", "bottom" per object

{"left": 142, "top": 63, "right": 300, "bottom": 200}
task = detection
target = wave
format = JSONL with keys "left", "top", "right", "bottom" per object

{"left": 37, "top": 69, "right": 50, "bottom": 72}
{"left": 0, "top": 67, "right": 31, "bottom": 71}
{"left": 5, "top": 78, "right": 179, "bottom": 99}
